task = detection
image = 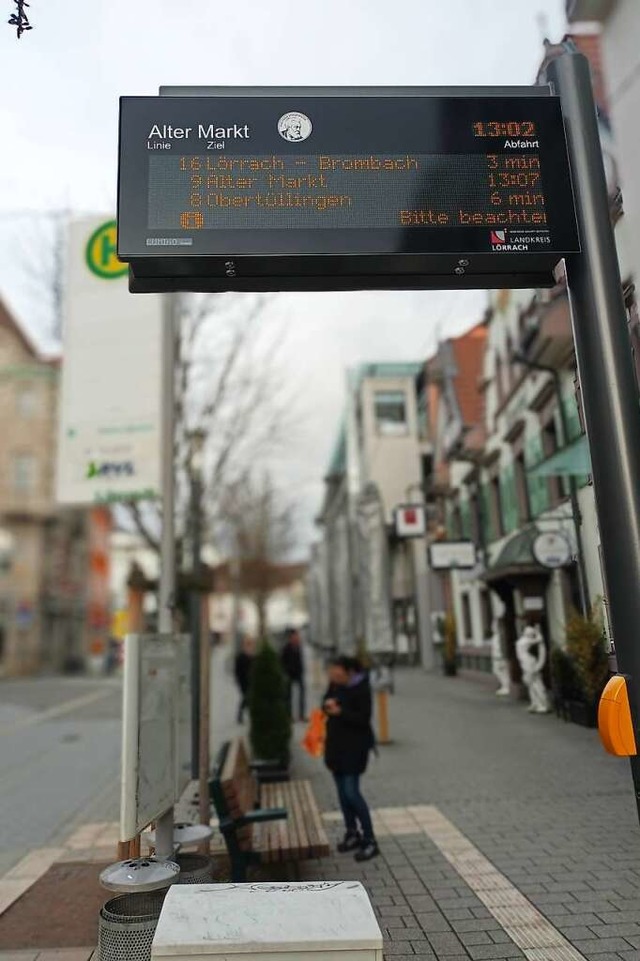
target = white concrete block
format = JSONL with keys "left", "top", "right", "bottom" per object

{"left": 152, "top": 881, "right": 383, "bottom": 961}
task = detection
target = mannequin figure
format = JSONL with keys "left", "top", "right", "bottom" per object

{"left": 490, "top": 620, "right": 510, "bottom": 697}
{"left": 515, "top": 624, "right": 550, "bottom": 714}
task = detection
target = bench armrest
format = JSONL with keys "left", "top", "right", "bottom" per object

{"left": 236, "top": 807, "right": 287, "bottom": 827}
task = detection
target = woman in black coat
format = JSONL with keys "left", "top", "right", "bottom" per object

{"left": 323, "top": 656, "right": 378, "bottom": 861}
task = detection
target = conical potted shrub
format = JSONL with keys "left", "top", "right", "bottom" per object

{"left": 564, "top": 607, "right": 610, "bottom": 727}
{"left": 248, "top": 641, "right": 292, "bottom": 774}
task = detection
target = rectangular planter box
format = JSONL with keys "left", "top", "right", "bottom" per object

{"left": 567, "top": 700, "right": 597, "bottom": 728}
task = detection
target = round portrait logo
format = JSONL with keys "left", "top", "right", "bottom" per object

{"left": 278, "top": 112, "right": 312, "bottom": 143}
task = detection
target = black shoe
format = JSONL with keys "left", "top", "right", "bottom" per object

{"left": 355, "top": 840, "right": 379, "bottom": 862}
{"left": 337, "top": 832, "right": 362, "bottom": 853}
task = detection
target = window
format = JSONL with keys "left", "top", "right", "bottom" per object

{"left": 12, "top": 453, "right": 36, "bottom": 494}
{"left": 490, "top": 475, "right": 504, "bottom": 539}
{"left": 624, "top": 283, "right": 640, "bottom": 391}
{"left": 374, "top": 390, "right": 407, "bottom": 436}
{"left": 416, "top": 387, "right": 428, "bottom": 439}
{"left": 461, "top": 593, "right": 473, "bottom": 641}
{"left": 452, "top": 503, "right": 463, "bottom": 539}
{"left": 542, "top": 417, "right": 562, "bottom": 506}
{"left": 16, "top": 384, "right": 37, "bottom": 419}
{"left": 514, "top": 453, "right": 531, "bottom": 522}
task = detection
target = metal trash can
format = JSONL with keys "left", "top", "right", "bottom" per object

{"left": 98, "top": 891, "right": 166, "bottom": 961}
{"left": 175, "top": 853, "right": 214, "bottom": 883}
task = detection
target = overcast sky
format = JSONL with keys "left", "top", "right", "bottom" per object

{"left": 0, "top": 0, "right": 567, "bottom": 551}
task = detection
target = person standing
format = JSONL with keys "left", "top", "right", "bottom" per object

{"left": 281, "top": 627, "right": 306, "bottom": 721}
{"left": 323, "top": 655, "right": 379, "bottom": 862}
{"left": 234, "top": 636, "right": 255, "bottom": 724}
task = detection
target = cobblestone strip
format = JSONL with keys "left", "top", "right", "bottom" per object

{"left": 409, "top": 805, "right": 588, "bottom": 961}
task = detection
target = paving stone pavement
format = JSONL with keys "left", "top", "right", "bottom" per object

{"left": 293, "top": 665, "right": 640, "bottom": 961}
{"left": 4, "top": 657, "right": 640, "bottom": 961}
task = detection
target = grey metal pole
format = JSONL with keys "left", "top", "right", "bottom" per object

{"left": 189, "top": 465, "right": 201, "bottom": 780}
{"left": 549, "top": 52, "right": 640, "bottom": 812}
{"left": 155, "top": 293, "right": 177, "bottom": 859}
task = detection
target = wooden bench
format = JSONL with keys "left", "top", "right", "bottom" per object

{"left": 209, "top": 737, "right": 330, "bottom": 881}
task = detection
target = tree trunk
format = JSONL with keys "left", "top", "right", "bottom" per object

{"left": 255, "top": 594, "right": 268, "bottom": 640}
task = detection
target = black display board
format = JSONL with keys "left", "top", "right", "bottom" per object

{"left": 117, "top": 90, "right": 579, "bottom": 292}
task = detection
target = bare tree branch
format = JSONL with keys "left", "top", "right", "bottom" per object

{"left": 119, "top": 291, "right": 295, "bottom": 565}
{"left": 123, "top": 500, "right": 161, "bottom": 554}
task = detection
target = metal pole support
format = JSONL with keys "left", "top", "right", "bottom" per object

{"left": 550, "top": 52, "right": 640, "bottom": 813}
{"left": 190, "top": 470, "right": 202, "bottom": 781}
{"left": 155, "top": 294, "right": 178, "bottom": 859}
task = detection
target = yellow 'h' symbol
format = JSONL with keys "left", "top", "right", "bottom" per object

{"left": 85, "top": 221, "right": 127, "bottom": 279}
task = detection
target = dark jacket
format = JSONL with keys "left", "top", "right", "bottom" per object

{"left": 323, "top": 674, "right": 375, "bottom": 775}
{"left": 234, "top": 651, "right": 253, "bottom": 694}
{"left": 281, "top": 641, "right": 304, "bottom": 681}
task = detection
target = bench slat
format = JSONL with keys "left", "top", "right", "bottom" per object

{"left": 286, "top": 781, "right": 310, "bottom": 860}
{"left": 292, "top": 780, "right": 314, "bottom": 859}
{"left": 299, "top": 779, "right": 331, "bottom": 858}
{"left": 255, "top": 783, "right": 280, "bottom": 861}
{"left": 283, "top": 782, "right": 306, "bottom": 861}
{"left": 271, "top": 781, "right": 291, "bottom": 863}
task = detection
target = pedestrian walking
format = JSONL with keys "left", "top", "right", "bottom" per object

{"left": 234, "top": 636, "right": 255, "bottom": 724}
{"left": 323, "top": 655, "right": 379, "bottom": 862}
{"left": 281, "top": 627, "right": 306, "bottom": 721}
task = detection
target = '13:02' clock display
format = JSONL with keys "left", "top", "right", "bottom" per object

{"left": 472, "top": 121, "right": 537, "bottom": 138}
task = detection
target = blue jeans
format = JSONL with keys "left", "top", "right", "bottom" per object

{"left": 333, "top": 773, "right": 375, "bottom": 843}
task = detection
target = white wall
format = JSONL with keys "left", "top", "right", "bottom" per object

{"left": 359, "top": 376, "right": 423, "bottom": 520}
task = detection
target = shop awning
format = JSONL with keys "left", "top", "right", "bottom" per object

{"left": 527, "top": 434, "right": 591, "bottom": 478}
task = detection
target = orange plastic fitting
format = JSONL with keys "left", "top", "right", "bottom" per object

{"left": 598, "top": 675, "right": 637, "bottom": 757}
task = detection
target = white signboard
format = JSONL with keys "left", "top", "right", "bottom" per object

{"left": 532, "top": 531, "right": 571, "bottom": 569}
{"left": 120, "top": 633, "right": 190, "bottom": 841}
{"left": 429, "top": 541, "right": 477, "bottom": 570}
{"left": 523, "top": 597, "right": 545, "bottom": 612}
{"left": 395, "top": 504, "right": 426, "bottom": 538}
{"left": 57, "top": 217, "right": 163, "bottom": 504}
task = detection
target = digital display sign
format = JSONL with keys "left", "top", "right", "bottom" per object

{"left": 117, "top": 90, "right": 579, "bottom": 292}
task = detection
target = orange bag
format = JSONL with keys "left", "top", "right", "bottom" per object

{"left": 301, "top": 707, "right": 326, "bottom": 758}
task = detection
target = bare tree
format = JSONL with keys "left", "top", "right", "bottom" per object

{"left": 12, "top": 211, "right": 67, "bottom": 344}
{"left": 122, "top": 292, "right": 297, "bottom": 567}
{"left": 220, "top": 471, "right": 297, "bottom": 639}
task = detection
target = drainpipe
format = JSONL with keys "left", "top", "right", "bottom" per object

{"left": 511, "top": 352, "right": 590, "bottom": 617}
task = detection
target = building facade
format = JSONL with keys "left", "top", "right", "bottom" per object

{"left": 431, "top": 23, "right": 636, "bottom": 681}
{"left": 567, "top": 1, "right": 640, "bottom": 284}
{"left": 0, "top": 299, "right": 96, "bottom": 675}
{"left": 313, "top": 363, "right": 441, "bottom": 665}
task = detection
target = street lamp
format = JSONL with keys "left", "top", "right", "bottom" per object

{"left": 187, "top": 428, "right": 206, "bottom": 780}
